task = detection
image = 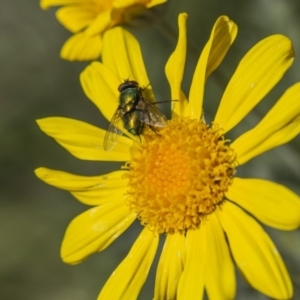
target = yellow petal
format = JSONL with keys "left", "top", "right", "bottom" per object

{"left": 215, "top": 35, "right": 294, "bottom": 133}
{"left": 189, "top": 16, "right": 237, "bottom": 120}
{"left": 177, "top": 228, "right": 204, "bottom": 299}
{"left": 112, "top": 0, "right": 166, "bottom": 8}
{"left": 204, "top": 213, "right": 236, "bottom": 300}
{"left": 61, "top": 32, "right": 102, "bottom": 61}
{"left": 35, "top": 168, "right": 125, "bottom": 191}
{"left": 172, "top": 90, "right": 189, "bottom": 119}
{"left": 232, "top": 82, "right": 300, "bottom": 165}
{"left": 84, "top": 10, "right": 111, "bottom": 37}
{"left": 98, "top": 227, "right": 159, "bottom": 300}
{"left": 217, "top": 202, "right": 293, "bottom": 299}
{"left": 35, "top": 168, "right": 128, "bottom": 206}
{"left": 227, "top": 178, "right": 300, "bottom": 230}
{"left": 113, "top": 0, "right": 140, "bottom": 8}
{"left": 40, "top": 0, "right": 85, "bottom": 10}
{"left": 71, "top": 188, "right": 127, "bottom": 206}
{"left": 154, "top": 233, "right": 186, "bottom": 300}
{"left": 146, "top": 0, "right": 167, "bottom": 8}
{"left": 80, "top": 61, "right": 120, "bottom": 122}
{"left": 56, "top": 5, "right": 97, "bottom": 33}
{"left": 102, "top": 27, "right": 155, "bottom": 102}
{"left": 80, "top": 62, "right": 140, "bottom": 143}
{"left": 36, "top": 117, "right": 132, "bottom": 161}
{"left": 80, "top": 62, "right": 121, "bottom": 121}
{"left": 205, "top": 16, "right": 237, "bottom": 79}
{"left": 165, "top": 13, "right": 190, "bottom": 118}
{"left": 61, "top": 199, "right": 136, "bottom": 264}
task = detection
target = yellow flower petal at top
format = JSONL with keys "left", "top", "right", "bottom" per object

{"left": 113, "top": 0, "right": 148, "bottom": 9}
{"left": 98, "top": 227, "right": 159, "bottom": 300}
{"left": 217, "top": 202, "right": 293, "bottom": 299}
{"left": 56, "top": 5, "right": 96, "bottom": 32}
{"left": 102, "top": 27, "right": 155, "bottom": 102}
{"left": 188, "top": 15, "right": 237, "bottom": 120}
{"left": 84, "top": 10, "right": 112, "bottom": 37}
{"left": 80, "top": 62, "right": 121, "bottom": 122}
{"left": 36, "top": 14, "right": 300, "bottom": 299}
{"left": 61, "top": 199, "right": 136, "bottom": 264}
{"left": 79, "top": 27, "right": 155, "bottom": 145}
{"left": 215, "top": 35, "right": 294, "bottom": 133}
{"left": 165, "top": 13, "right": 188, "bottom": 117}
{"left": 80, "top": 27, "right": 155, "bottom": 125}
{"left": 40, "top": 0, "right": 167, "bottom": 61}
{"left": 145, "top": 0, "right": 166, "bottom": 8}
{"left": 41, "top": 0, "right": 85, "bottom": 10}
{"left": 35, "top": 167, "right": 128, "bottom": 206}
{"left": 113, "top": 0, "right": 166, "bottom": 9}
{"left": 61, "top": 32, "right": 103, "bottom": 61}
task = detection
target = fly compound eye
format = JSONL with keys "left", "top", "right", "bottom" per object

{"left": 118, "top": 80, "right": 139, "bottom": 92}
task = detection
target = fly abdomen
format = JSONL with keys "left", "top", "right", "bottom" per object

{"left": 122, "top": 109, "right": 145, "bottom": 136}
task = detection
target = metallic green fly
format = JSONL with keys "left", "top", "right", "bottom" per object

{"left": 103, "top": 80, "right": 167, "bottom": 151}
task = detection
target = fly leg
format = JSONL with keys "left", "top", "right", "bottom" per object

{"left": 149, "top": 125, "right": 161, "bottom": 136}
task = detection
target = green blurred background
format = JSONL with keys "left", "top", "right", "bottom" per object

{"left": 1, "top": 0, "right": 300, "bottom": 299}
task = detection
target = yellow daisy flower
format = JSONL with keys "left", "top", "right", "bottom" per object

{"left": 35, "top": 14, "right": 300, "bottom": 299}
{"left": 40, "top": 0, "right": 167, "bottom": 61}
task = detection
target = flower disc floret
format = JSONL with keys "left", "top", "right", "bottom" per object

{"left": 125, "top": 118, "right": 237, "bottom": 234}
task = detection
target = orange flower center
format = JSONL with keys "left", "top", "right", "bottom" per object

{"left": 125, "top": 118, "right": 237, "bottom": 234}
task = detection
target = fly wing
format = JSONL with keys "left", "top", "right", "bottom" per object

{"left": 138, "top": 98, "right": 168, "bottom": 127}
{"left": 103, "top": 109, "right": 124, "bottom": 151}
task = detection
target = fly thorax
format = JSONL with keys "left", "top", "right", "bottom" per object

{"left": 120, "top": 87, "right": 140, "bottom": 113}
